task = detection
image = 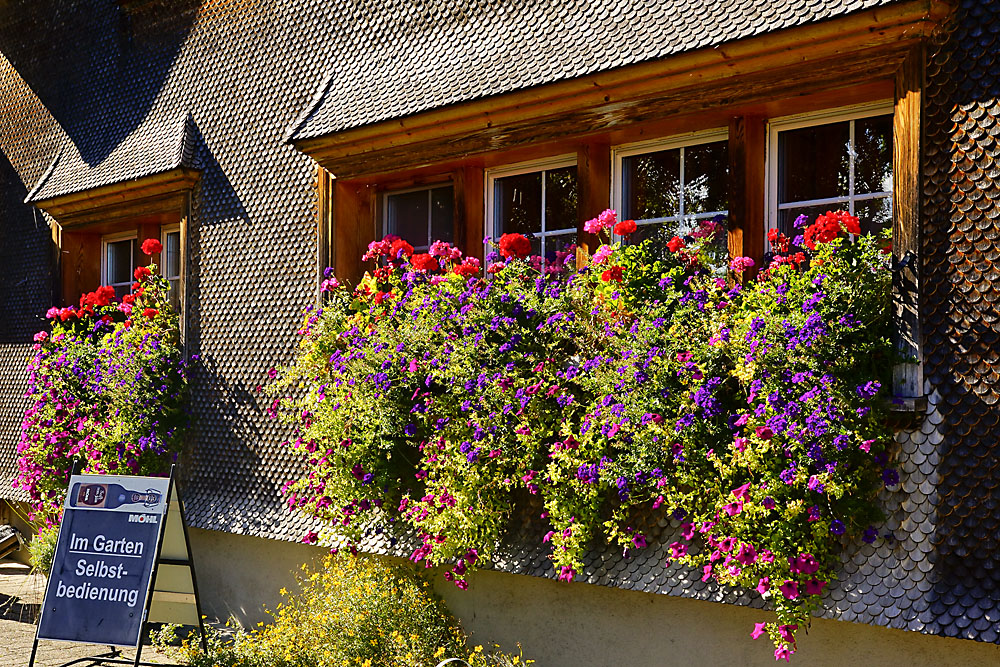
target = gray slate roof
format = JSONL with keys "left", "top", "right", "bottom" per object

{"left": 288, "top": 0, "right": 898, "bottom": 142}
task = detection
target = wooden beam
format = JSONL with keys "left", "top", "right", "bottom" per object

{"left": 313, "top": 46, "right": 909, "bottom": 180}
{"left": 32, "top": 168, "right": 200, "bottom": 223}
{"left": 59, "top": 231, "right": 100, "bottom": 308}
{"left": 892, "top": 46, "right": 925, "bottom": 399}
{"left": 333, "top": 180, "right": 374, "bottom": 286}
{"left": 576, "top": 143, "right": 610, "bottom": 266}
{"left": 453, "top": 166, "right": 484, "bottom": 263}
{"left": 728, "top": 116, "right": 767, "bottom": 274}
{"left": 317, "top": 166, "right": 334, "bottom": 291}
{"left": 296, "top": 0, "right": 947, "bottom": 166}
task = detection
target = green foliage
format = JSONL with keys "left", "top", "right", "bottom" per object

{"left": 153, "top": 554, "right": 530, "bottom": 667}
{"left": 15, "top": 252, "right": 190, "bottom": 528}
{"left": 28, "top": 522, "right": 59, "bottom": 575}
{"left": 271, "top": 211, "right": 898, "bottom": 660}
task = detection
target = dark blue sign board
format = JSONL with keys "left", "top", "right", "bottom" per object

{"left": 36, "top": 473, "right": 171, "bottom": 648}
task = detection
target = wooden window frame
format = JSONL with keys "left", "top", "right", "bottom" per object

{"left": 611, "top": 128, "right": 730, "bottom": 236}
{"left": 380, "top": 184, "right": 455, "bottom": 253}
{"left": 160, "top": 223, "right": 185, "bottom": 336}
{"left": 765, "top": 101, "right": 895, "bottom": 241}
{"left": 100, "top": 230, "right": 138, "bottom": 297}
{"left": 485, "top": 154, "right": 578, "bottom": 258}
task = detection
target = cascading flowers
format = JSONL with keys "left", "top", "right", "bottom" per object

{"left": 271, "top": 208, "right": 898, "bottom": 661}
{"left": 16, "top": 238, "right": 192, "bottom": 526}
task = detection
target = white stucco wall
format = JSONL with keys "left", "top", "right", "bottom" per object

{"left": 188, "top": 527, "right": 1000, "bottom": 666}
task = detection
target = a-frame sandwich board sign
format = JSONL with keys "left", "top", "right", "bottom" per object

{"left": 28, "top": 465, "right": 207, "bottom": 667}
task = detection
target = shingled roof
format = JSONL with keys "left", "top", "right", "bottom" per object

{"left": 25, "top": 113, "right": 198, "bottom": 204}
{"left": 287, "top": 0, "right": 900, "bottom": 141}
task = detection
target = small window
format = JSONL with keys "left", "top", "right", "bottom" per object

{"left": 613, "top": 131, "right": 729, "bottom": 244}
{"left": 161, "top": 225, "right": 182, "bottom": 315}
{"left": 383, "top": 185, "right": 454, "bottom": 252}
{"left": 769, "top": 103, "right": 893, "bottom": 240}
{"left": 101, "top": 233, "right": 138, "bottom": 300}
{"left": 487, "top": 157, "right": 578, "bottom": 258}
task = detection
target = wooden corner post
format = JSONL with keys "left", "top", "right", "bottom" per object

{"left": 576, "top": 142, "right": 611, "bottom": 268}
{"left": 727, "top": 115, "right": 767, "bottom": 275}
{"left": 892, "top": 45, "right": 925, "bottom": 400}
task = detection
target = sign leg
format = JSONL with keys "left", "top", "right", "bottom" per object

{"left": 27, "top": 637, "right": 39, "bottom": 667}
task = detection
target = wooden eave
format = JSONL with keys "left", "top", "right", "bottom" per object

{"left": 32, "top": 167, "right": 200, "bottom": 227}
{"left": 295, "top": 0, "right": 951, "bottom": 179}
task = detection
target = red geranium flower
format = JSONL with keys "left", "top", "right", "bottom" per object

{"left": 667, "top": 236, "right": 685, "bottom": 253}
{"left": 452, "top": 258, "right": 481, "bottom": 277}
{"left": 498, "top": 233, "right": 531, "bottom": 259}
{"left": 803, "top": 210, "right": 860, "bottom": 250}
{"left": 409, "top": 253, "right": 439, "bottom": 272}
{"left": 142, "top": 308, "right": 158, "bottom": 318}
{"left": 601, "top": 265, "right": 624, "bottom": 282}
{"left": 613, "top": 219, "right": 637, "bottom": 236}
{"left": 141, "top": 238, "right": 162, "bottom": 255}
{"left": 134, "top": 265, "right": 152, "bottom": 281}
{"left": 94, "top": 285, "right": 116, "bottom": 306}
{"left": 390, "top": 238, "right": 415, "bottom": 260}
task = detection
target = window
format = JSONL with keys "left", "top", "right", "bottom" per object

{"left": 101, "top": 232, "right": 139, "bottom": 300}
{"left": 613, "top": 131, "right": 729, "bottom": 244}
{"left": 383, "top": 185, "right": 454, "bottom": 252}
{"left": 768, "top": 103, "right": 893, "bottom": 240}
{"left": 487, "top": 156, "right": 578, "bottom": 257}
{"left": 161, "top": 225, "right": 183, "bottom": 314}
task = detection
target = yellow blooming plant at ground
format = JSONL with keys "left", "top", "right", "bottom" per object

{"left": 153, "top": 553, "right": 530, "bottom": 667}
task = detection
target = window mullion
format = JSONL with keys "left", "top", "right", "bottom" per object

{"left": 540, "top": 169, "right": 547, "bottom": 258}
{"left": 427, "top": 189, "right": 433, "bottom": 248}
{"left": 848, "top": 119, "right": 856, "bottom": 215}
{"left": 679, "top": 146, "right": 686, "bottom": 219}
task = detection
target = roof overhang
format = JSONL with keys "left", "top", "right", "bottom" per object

{"left": 32, "top": 167, "right": 200, "bottom": 228}
{"left": 294, "top": 0, "right": 951, "bottom": 180}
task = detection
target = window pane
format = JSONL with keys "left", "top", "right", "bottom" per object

{"left": 778, "top": 122, "right": 849, "bottom": 203}
{"left": 430, "top": 186, "right": 454, "bottom": 245}
{"left": 164, "top": 231, "right": 181, "bottom": 279}
{"left": 855, "top": 196, "right": 893, "bottom": 237}
{"left": 168, "top": 278, "right": 181, "bottom": 312}
{"left": 495, "top": 171, "right": 542, "bottom": 237}
{"left": 543, "top": 232, "right": 576, "bottom": 260}
{"left": 626, "top": 221, "right": 670, "bottom": 246}
{"left": 855, "top": 115, "right": 893, "bottom": 194}
{"left": 622, "top": 149, "right": 680, "bottom": 221}
{"left": 386, "top": 190, "right": 429, "bottom": 248}
{"left": 544, "top": 167, "right": 578, "bottom": 233}
{"left": 106, "top": 239, "right": 134, "bottom": 286}
{"left": 684, "top": 140, "right": 729, "bottom": 215}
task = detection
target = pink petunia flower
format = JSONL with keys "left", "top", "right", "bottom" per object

{"left": 731, "top": 482, "right": 753, "bottom": 499}
{"left": 779, "top": 580, "right": 799, "bottom": 600}
{"left": 804, "top": 579, "right": 827, "bottom": 596}
{"left": 751, "top": 622, "right": 767, "bottom": 640}
{"left": 756, "top": 577, "right": 770, "bottom": 595}
{"left": 775, "top": 646, "right": 794, "bottom": 662}
{"left": 735, "top": 542, "right": 757, "bottom": 566}
{"left": 723, "top": 501, "right": 743, "bottom": 516}
{"left": 680, "top": 522, "right": 696, "bottom": 541}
